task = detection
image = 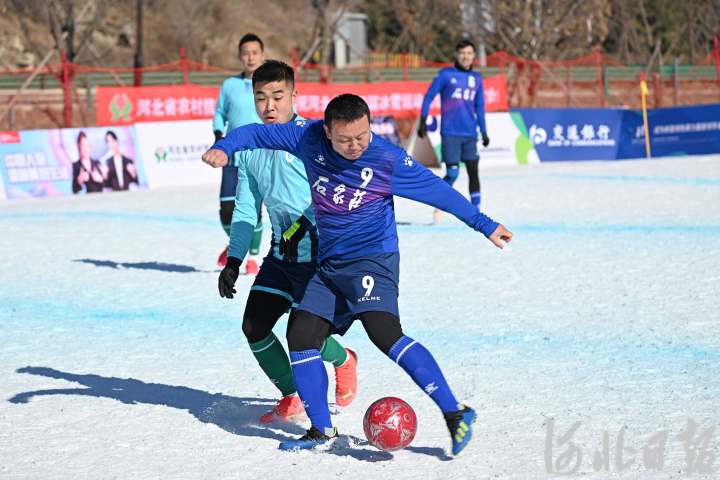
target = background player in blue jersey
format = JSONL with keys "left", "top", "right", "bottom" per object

{"left": 213, "top": 33, "right": 265, "bottom": 273}
{"left": 202, "top": 95, "right": 512, "bottom": 456}
{"left": 216, "top": 60, "right": 357, "bottom": 423}
{"left": 418, "top": 39, "right": 489, "bottom": 223}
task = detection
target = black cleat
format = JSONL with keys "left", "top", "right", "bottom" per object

{"left": 278, "top": 426, "right": 338, "bottom": 451}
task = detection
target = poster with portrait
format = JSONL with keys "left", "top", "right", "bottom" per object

{"left": 0, "top": 126, "right": 146, "bottom": 200}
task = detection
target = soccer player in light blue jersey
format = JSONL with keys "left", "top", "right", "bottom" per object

{"left": 213, "top": 33, "right": 265, "bottom": 273}
{"left": 216, "top": 60, "right": 357, "bottom": 424}
{"left": 203, "top": 94, "right": 512, "bottom": 456}
{"left": 419, "top": 40, "right": 489, "bottom": 223}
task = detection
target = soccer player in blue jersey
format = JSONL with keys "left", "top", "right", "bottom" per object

{"left": 418, "top": 39, "right": 489, "bottom": 223}
{"left": 217, "top": 60, "right": 357, "bottom": 423}
{"left": 213, "top": 33, "right": 265, "bottom": 273}
{"left": 202, "top": 94, "right": 512, "bottom": 456}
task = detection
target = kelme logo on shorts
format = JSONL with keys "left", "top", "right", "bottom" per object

{"left": 109, "top": 93, "right": 132, "bottom": 122}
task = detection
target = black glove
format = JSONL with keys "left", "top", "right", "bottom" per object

{"left": 417, "top": 116, "right": 428, "bottom": 138}
{"left": 213, "top": 130, "right": 224, "bottom": 143}
{"left": 218, "top": 256, "right": 241, "bottom": 299}
{"left": 279, "top": 215, "right": 312, "bottom": 259}
{"left": 481, "top": 132, "right": 490, "bottom": 147}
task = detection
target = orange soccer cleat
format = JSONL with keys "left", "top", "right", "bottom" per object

{"left": 259, "top": 393, "right": 306, "bottom": 424}
{"left": 335, "top": 348, "right": 358, "bottom": 407}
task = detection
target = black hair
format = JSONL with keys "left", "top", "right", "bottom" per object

{"left": 76, "top": 131, "right": 87, "bottom": 146}
{"left": 455, "top": 39, "right": 476, "bottom": 52}
{"left": 105, "top": 130, "right": 118, "bottom": 141}
{"left": 252, "top": 60, "right": 294, "bottom": 89}
{"left": 239, "top": 33, "right": 264, "bottom": 51}
{"left": 324, "top": 94, "right": 371, "bottom": 128}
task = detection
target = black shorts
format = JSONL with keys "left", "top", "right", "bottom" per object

{"left": 251, "top": 256, "right": 317, "bottom": 306}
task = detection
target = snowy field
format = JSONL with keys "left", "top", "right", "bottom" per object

{"left": 2, "top": 155, "right": 719, "bottom": 479}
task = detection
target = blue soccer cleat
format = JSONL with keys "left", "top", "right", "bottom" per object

{"left": 444, "top": 405, "right": 477, "bottom": 455}
{"left": 278, "top": 426, "right": 338, "bottom": 451}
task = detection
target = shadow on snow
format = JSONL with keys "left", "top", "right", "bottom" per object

{"left": 9, "top": 366, "right": 450, "bottom": 462}
{"left": 74, "top": 258, "right": 214, "bottom": 274}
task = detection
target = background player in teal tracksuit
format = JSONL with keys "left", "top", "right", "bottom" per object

{"left": 213, "top": 33, "right": 264, "bottom": 273}
{"left": 204, "top": 94, "right": 513, "bottom": 455}
{"left": 418, "top": 39, "right": 489, "bottom": 223}
{"left": 216, "top": 61, "right": 358, "bottom": 423}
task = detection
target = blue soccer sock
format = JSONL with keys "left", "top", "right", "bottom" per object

{"left": 289, "top": 349, "right": 332, "bottom": 431}
{"left": 470, "top": 191, "right": 481, "bottom": 208}
{"left": 388, "top": 336, "right": 460, "bottom": 413}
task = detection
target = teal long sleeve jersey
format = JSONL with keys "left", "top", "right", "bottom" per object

{"left": 228, "top": 118, "right": 316, "bottom": 263}
{"left": 213, "top": 74, "right": 261, "bottom": 135}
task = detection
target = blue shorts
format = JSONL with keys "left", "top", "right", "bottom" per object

{"left": 251, "top": 256, "right": 317, "bottom": 306}
{"left": 441, "top": 135, "right": 479, "bottom": 165}
{"left": 219, "top": 165, "right": 238, "bottom": 202}
{"left": 297, "top": 253, "right": 400, "bottom": 335}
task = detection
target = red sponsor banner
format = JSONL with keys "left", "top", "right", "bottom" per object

{"left": 481, "top": 75, "right": 509, "bottom": 113}
{"left": 294, "top": 76, "right": 508, "bottom": 118}
{"left": 0, "top": 131, "right": 21, "bottom": 144}
{"left": 96, "top": 85, "right": 220, "bottom": 126}
{"left": 95, "top": 76, "right": 508, "bottom": 125}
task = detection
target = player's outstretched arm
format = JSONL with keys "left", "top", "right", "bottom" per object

{"left": 202, "top": 121, "right": 309, "bottom": 168}
{"left": 391, "top": 155, "right": 512, "bottom": 248}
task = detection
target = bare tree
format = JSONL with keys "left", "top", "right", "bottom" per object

{"left": 390, "top": 0, "right": 462, "bottom": 60}
{"left": 489, "top": 0, "right": 610, "bottom": 60}
{"left": 9, "top": 0, "right": 108, "bottom": 62}
{"left": 301, "top": 0, "right": 357, "bottom": 65}
{"left": 605, "top": 0, "right": 720, "bottom": 66}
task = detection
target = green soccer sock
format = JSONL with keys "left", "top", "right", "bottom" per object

{"left": 249, "top": 221, "right": 263, "bottom": 255}
{"left": 248, "top": 333, "right": 296, "bottom": 397}
{"left": 222, "top": 224, "right": 231, "bottom": 237}
{"left": 320, "top": 336, "right": 348, "bottom": 368}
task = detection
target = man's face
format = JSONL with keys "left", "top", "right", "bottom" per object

{"left": 239, "top": 41, "right": 264, "bottom": 76}
{"left": 456, "top": 45, "right": 476, "bottom": 69}
{"left": 323, "top": 116, "right": 371, "bottom": 161}
{"left": 106, "top": 134, "right": 119, "bottom": 154}
{"left": 254, "top": 80, "right": 296, "bottom": 124}
{"left": 79, "top": 137, "right": 91, "bottom": 159}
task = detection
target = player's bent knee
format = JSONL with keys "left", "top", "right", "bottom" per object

{"left": 359, "top": 311, "right": 404, "bottom": 355}
{"left": 242, "top": 291, "right": 289, "bottom": 343}
{"left": 287, "top": 310, "right": 331, "bottom": 351}
{"left": 242, "top": 316, "right": 272, "bottom": 343}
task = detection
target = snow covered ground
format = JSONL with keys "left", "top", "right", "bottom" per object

{"left": 1, "top": 155, "right": 719, "bottom": 479}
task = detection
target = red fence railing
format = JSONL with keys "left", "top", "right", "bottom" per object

{"left": 1, "top": 41, "right": 719, "bottom": 129}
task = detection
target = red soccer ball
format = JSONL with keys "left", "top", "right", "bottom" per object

{"left": 363, "top": 397, "right": 417, "bottom": 451}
